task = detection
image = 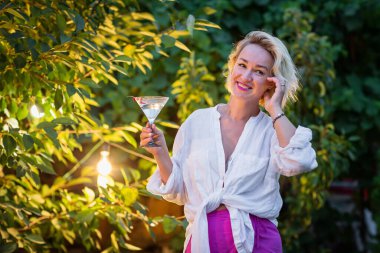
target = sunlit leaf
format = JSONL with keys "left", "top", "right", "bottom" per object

{"left": 131, "top": 12, "right": 155, "bottom": 22}
{"left": 203, "top": 6, "right": 217, "bottom": 15}
{"left": 16, "top": 104, "right": 28, "bottom": 120}
{"left": 120, "top": 131, "right": 137, "bottom": 148}
{"left": 156, "top": 120, "right": 180, "bottom": 129}
{"left": 195, "top": 19, "right": 221, "bottom": 29}
{"left": 123, "top": 45, "right": 136, "bottom": 57}
{"left": 125, "top": 243, "right": 142, "bottom": 251}
{"left": 6, "top": 118, "right": 19, "bottom": 129}
{"left": 5, "top": 9, "right": 26, "bottom": 21}
{"left": 174, "top": 40, "right": 191, "bottom": 53}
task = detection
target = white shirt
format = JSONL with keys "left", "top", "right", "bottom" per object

{"left": 147, "top": 105, "right": 318, "bottom": 253}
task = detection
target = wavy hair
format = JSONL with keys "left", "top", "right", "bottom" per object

{"left": 226, "top": 31, "right": 299, "bottom": 108}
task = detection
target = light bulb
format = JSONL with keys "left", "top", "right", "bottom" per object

{"left": 97, "top": 150, "right": 112, "bottom": 176}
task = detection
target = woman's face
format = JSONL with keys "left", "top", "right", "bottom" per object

{"left": 228, "top": 43, "right": 274, "bottom": 102}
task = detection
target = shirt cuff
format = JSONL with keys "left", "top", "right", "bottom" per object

{"left": 147, "top": 165, "right": 177, "bottom": 195}
{"left": 274, "top": 125, "right": 312, "bottom": 152}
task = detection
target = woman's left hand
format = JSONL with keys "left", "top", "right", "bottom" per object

{"left": 263, "top": 77, "right": 286, "bottom": 116}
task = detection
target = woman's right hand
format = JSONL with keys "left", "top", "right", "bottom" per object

{"left": 140, "top": 123, "right": 168, "bottom": 156}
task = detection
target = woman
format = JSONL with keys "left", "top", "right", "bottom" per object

{"left": 140, "top": 31, "right": 318, "bottom": 253}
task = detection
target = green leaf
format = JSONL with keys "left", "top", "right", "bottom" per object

{"left": 6, "top": 9, "right": 26, "bottom": 21}
{"left": 16, "top": 165, "right": 27, "bottom": 177}
{"left": 162, "top": 216, "right": 178, "bottom": 233}
{"left": 74, "top": 14, "right": 85, "bottom": 32}
{"left": 3, "top": 135, "right": 17, "bottom": 155}
{"left": 79, "top": 78, "right": 99, "bottom": 88}
{"left": 60, "top": 33, "right": 71, "bottom": 44}
{"left": 161, "top": 34, "right": 176, "bottom": 48}
{"left": 14, "top": 55, "right": 26, "bottom": 69}
{"left": 16, "top": 104, "right": 29, "bottom": 120}
{"left": 0, "top": 243, "right": 17, "bottom": 253}
{"left": 22, "top": 134, "right": 34, "bottom": 150}
{"left": 114, "top": 55, "right": 132, "bottom": 63}
{"left": 54, "top": 89, "right": 63, "bottom": 110}
{"left": 66, "top": 85, "right": 76, "bottom": 96}
{"left": 120, "top": 131, "right": 137, "bottom": 148}
{"left": 51, "top": 117, "right": 76, "bottom": 125}
{"left": 56, "top": 14, "right": 66, "bottom": 31}
{"left": 112, "top": 65, "right": 129, "bottom": 76}
{"left": 25, "top": 234, "right": 45, "bottom": 244}
{"left": 76, "top": 209, "right": 94, "bottom": 223}
{"left": 38, "top": 161, "right": 56, "bottom": 175}
{"left": 42, "top": 127, "right": 59, "bottom": 147}
{"left": 101, "top": 61, "right": 110, "bottom": 72}
{"left": 43, "top": 127, "right": 57, "bottom": 139}
{"left": 121, "top": 187, "right": 138, "bottom": 206}
{"left": 66, "top": 177, "right": 92, "bottom": 187}
{"left": 37, "top": 121, "right": 57, "bottom": 129}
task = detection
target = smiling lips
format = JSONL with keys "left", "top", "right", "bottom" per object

{"left": 236, "top": 81, "right": 253, "bottom": 91}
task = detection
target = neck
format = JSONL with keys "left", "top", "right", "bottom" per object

{"left": 224, "top": 96, "right": 260, "bottom": 122}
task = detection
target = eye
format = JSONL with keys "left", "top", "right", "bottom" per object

{"left": 254, "top": 70, "right": 265, "bottom": 76}
{"left": 238, "top": 63, "right": 246, "bottom": 68}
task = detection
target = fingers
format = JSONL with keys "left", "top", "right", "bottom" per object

{"left": 140, "top": 123, "right": 164, "bottom": 148}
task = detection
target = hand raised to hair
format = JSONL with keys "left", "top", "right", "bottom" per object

{"left": 263, "top": 77, "right": 286, "bottom": 116}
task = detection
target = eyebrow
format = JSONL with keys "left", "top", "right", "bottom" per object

{"left": 239, "top": 58, "right": 269, "bottom": 71}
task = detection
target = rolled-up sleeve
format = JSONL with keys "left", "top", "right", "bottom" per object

{"left": 271, "top": 126, "right": 318, "bottom": 176}
{"left": 146, "top": 122, "right": 187, "bottom": 205}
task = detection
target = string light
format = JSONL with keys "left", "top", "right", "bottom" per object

{"left": 97, "top": 145, "right": 112, "bottom": 188}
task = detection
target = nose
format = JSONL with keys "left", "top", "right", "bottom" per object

{"left": 242, "top": 70, "right": 252, "bottom": 81}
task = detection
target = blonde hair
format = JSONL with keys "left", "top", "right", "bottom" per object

{"left": 226, "top": 31, "right": 299, "bottom": 108}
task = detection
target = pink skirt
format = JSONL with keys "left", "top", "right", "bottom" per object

{"left": 185, "top": 209, "right": 282, "bottom": 253}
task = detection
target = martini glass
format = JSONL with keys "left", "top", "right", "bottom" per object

{"left": 134, "top": 96, "right": 169, "bottom": 147}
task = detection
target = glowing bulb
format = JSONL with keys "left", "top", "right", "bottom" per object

{"left": 97, "top": 151, "right": 112, "bottom": 176}
{"left": 30, "top": 105, "right": 44, "bottom": 118}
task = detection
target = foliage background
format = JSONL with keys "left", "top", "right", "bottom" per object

{"left": 0, "top": 0, "right": 379, "bottom": 252}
